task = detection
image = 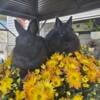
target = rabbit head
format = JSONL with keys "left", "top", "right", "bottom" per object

{"left": 46, "top": 16, "right": 80, "bottom": 54}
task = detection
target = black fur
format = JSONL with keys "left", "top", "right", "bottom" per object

{"left": 46, "top": 17, "right": 80, "bottom": 55}
{"left": 12, "top": 18, "right": 48, "bottom": 77}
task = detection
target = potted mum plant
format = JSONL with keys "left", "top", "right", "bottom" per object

{"left": 0, "top": 46, "right": 100, "bottom": 100}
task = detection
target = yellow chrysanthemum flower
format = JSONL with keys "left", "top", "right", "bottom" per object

{"left": 15, "top": 90, "right": 25, "bottom": 100}
{"left": 24, "top": 80, "right": 55, "bottom": 100}
{"left": 63, "top": 57, "right": 80, "bottom": 72}
{"left": 46, "top": 59, "right": 58, "bottom": 67}
{"left": 82, "top": 76, "right": 89, "bottom": 83}
{"left": 51, "top": 52, "right": 64, "bottom": 61}
{"left": 59, "top": 61, "right": 65, "bottom": 68}
{"left": 75, "top": 52, "right": 83, "bottom": 60}
{"left": 87, "top": 70, "right": 97, "bottom": 82}
{"left": 41, "top": 70, "right": 51, "bottom": 80}
{"left": 51, "top": 76, "right": 63, "bottom": 87}
{"left": 81, "top": 59, "right": 90, "bottom": 66}
{"left": 24, "top": 73, "right": 41, "bottom": 95}
{"left": 66, "top": 71, "right": 81, "bottom": 89}
{"left": 55, "top": 67, "right": 62, "bottom": 75}
{"left": 29, "top": 89, "right": 45, "bottom": 100}
{"left": 0, "top": 77, "right": 13, "bottom": 95}
{"left": 73, "top": 94, "right": 83, "bottom": 100}
{"left": 41, "top": 81, "right": 55, "bottom": 99}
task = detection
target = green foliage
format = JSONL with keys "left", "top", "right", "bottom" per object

{"left": 86, "top": 20, "right": 93, "bottom": 30}
{"left": 86, "top": 19, "right": 100, "bottom": 31}
{"left": 94, "top": 25, "right": 100, "bottom": 31}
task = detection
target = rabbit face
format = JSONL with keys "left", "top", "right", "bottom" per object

{"left": 15, "top": 19, "right": 38, "bottom": 47}
{"left": 16, "top": 32, "right": 34, "bottom": 47}
{"left": 46, "top": 17, "right": 80, "bottom": 54}
{"left": 54, "top": 17, "right": 74, "bottom": 37}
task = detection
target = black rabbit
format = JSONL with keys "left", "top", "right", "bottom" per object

{"left": 46, "top": 17, "right": 80, "bottom": 55}
{"left": 12, "top": 18, "right": 48, "bottom": 77}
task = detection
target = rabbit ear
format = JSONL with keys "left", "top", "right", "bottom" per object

{"left": 55, "top": 17, "right": 62, "bottom": 28}
{"left": 27, "top": 18, "right": 39, "bottom": 35}
{"left": 66, "top": 16, "right": 72, "bottom": 27}
{"left": 15, "top": 20, "right": 25, "bottom": 35}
